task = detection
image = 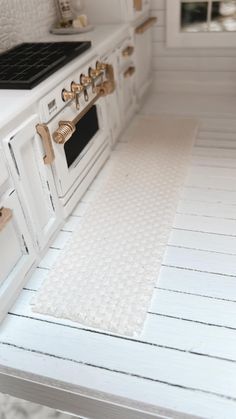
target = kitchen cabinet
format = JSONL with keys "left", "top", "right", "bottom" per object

{"left": 84, "top": 0, "right": 155, "bottom": 107}
{"left": 102, "top": 50, "right": 122, "bottom": 147}
{"left": 134, "top": 17, "right": 156, "bottom": 103}
{"left": 120, "top": 65, "right": 136, "bottom": 123}
{"left": 117, "top": 36, "right": 137, "bottom": 127}
{"left": 0, "top": 149, "right": 8, "bottom": 188}
{"left": 3, "top": 115, "right": 61, "bottom": 253}
{"left": 0, "top": 186, "right": 36, "bottom": 321}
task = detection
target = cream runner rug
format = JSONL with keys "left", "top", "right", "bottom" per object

{"left": 33, "top": 116, "right": 198, "bottom": 337}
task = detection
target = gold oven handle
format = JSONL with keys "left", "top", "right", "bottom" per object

{"left": 52, "top": 91, "right": 101, "bottom": 145}
{"left": 0, "top": 207, "right": 13, "bottom": 232}
{"left": 135, "top": 17, "right": 157, "bottom": 34}
{"left": 36, "top": 123, "right": 55, "bottom": 165}
{"left": 124, "top": 66, "right": 136, "bottom": 79}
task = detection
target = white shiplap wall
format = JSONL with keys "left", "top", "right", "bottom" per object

{"left": 151, "top": 0, "right": 236, "bottom": 94}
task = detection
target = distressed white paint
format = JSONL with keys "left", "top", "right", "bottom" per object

{"left": 1, "top": 93, "right": 236, "bottom": 418}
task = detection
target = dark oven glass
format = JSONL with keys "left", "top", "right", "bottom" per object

{"left": 64, "top": 105, "right": 99, "bottom": 168}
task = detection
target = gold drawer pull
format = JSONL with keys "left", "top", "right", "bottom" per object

{"left": 135, "top": 17, "right": 157, "bottom": 34}
{"left": 36, "top": 124, "right": 55, "bottom": 165}
{"left": 122, "top": 46, "right": 134, "bottom": 57}
{"left": 0, "top": 207, "right": 12, "bottom": 232}
{"left": 134, "top": 0, "right": 142, "bottom": 11}
{"left": 124, "top": 66, "right": 136, "bottom": 79}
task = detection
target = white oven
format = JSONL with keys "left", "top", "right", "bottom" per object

{"left": 37, "top": 59, "right": 115, "bottom": 217}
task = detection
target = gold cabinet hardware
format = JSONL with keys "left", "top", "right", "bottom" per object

{"left": 122, "top": 46, "right": 134, "bottom": 57}
{"left": 0, "top": 207, "right": 12, "bottom": 232}
{"left": 134, "top": 0, "right": 142, "bottom": 11}
{"left": 61, "top": 88, "right": 75, "bottom": 102}
{"left": 135, "top": 17, "right": 157, "bottom": 34}
{"left": 36, "top": 123, "right": 55, "bottom": 165}
{"left": 53, "top": 121, "right": 76, "bottom": 145}
{"left": 124, "top": 66, "right": 136, "bottom": 79}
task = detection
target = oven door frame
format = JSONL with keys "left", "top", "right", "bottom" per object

{"left": 46, "top": 92, "right": 110, "bottom": 200}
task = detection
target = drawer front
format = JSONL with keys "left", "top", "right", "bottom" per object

{"left": 0, "top": 189, "right": 36, "bottom": 321}
{"left": 119, "top": 37, "right": 135, "bottom": 71}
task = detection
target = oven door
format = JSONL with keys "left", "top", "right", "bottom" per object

{"left": 47, "top": 95, "right": 109, "bottom": 202}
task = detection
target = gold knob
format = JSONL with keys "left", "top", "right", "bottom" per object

{"left": 53, "top": 121, "right": 76, "bottom": 144}
{"left": 80, "top": 74, "right": 92, "bottom": 86}
{"left": 71, "top": 81, "right": 83, "bottom": 93}
{"left": 89, "top": 67, "right": 101, "bottom": 79}
{"left": 96, "top": 61, "right": 107, "bottom": 72}
{"left": 61, "top": 89, "right": 75, "bottom": 102}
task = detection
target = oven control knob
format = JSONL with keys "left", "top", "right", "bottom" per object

{"left": 71, "top": 81, "right": 83, "bottom": 94}
{"left": 96, "top": 61, "right": 107, "bottom": 72}
{"left": 61, "top": 88, "right": 75, "bottom": 102}
{"left": 71, "top": 81, "right": 84, "bottom": 109}
{"left": 80, "top": 74, "right": 92, "bottom": 86}
{"left": 53, "top": 121, "right": 76, "bottom": 144}
{"left": 89, "top": 67, "right": 101, "bottom": 79}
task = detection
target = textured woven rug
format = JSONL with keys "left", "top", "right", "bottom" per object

{"left": 32, "top": 116, "right": 198, "bottom": 337}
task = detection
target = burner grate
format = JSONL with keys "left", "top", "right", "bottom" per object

{"left": 0, "top": 42, "right": 92, "bottom": 89}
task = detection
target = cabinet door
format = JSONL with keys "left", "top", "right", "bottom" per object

{"left": 134, "top": 21, "right": 153, "bottom": 102}
{"left": 0, "top": 189, "right": 35, "bottom": 321}
{"left": 0, "top": 148, "right": 9, "bottom": 189}
{"left": 3, "top": 115, "right": 61, "bottom": 252}
{"left": 103, "top": 51, "right": 122, "bottom": 147}
{"left": 119, "top": 64, "right": 137, "bottom": 126}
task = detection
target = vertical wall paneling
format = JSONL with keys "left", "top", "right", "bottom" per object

{"left": 151, "top": 0, "right": 236, "bottom": 94}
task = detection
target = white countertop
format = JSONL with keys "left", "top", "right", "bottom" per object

{"left": 0, "top": 24, "right": 128, "bottom": 135}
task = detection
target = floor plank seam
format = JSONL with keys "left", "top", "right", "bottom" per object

{"left": 0, "top": 341, "right": 236, "bottom": 401}
{"left": 155, "top": 287, "right": 236, "bottom": 304}
{"left": 149, "top": 312, "right": 236, "bottom": 332}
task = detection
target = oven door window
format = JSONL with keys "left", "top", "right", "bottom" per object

{"left": 64, "top": 105, "right": 99, "bottom": 168}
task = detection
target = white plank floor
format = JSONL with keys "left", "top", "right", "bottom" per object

{"left": 1, "top": 93, "right": 236, "bottom": 419}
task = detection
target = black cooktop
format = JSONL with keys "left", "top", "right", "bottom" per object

{"left": 0, "top": 41, "right": 92, "bottom": 90}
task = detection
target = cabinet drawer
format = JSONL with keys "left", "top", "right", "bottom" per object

{"left": 119, "top": 38, "right": 135, "bottom": 71}
{"left": 0, "top": 189, "right": 36, "bottom": 321}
